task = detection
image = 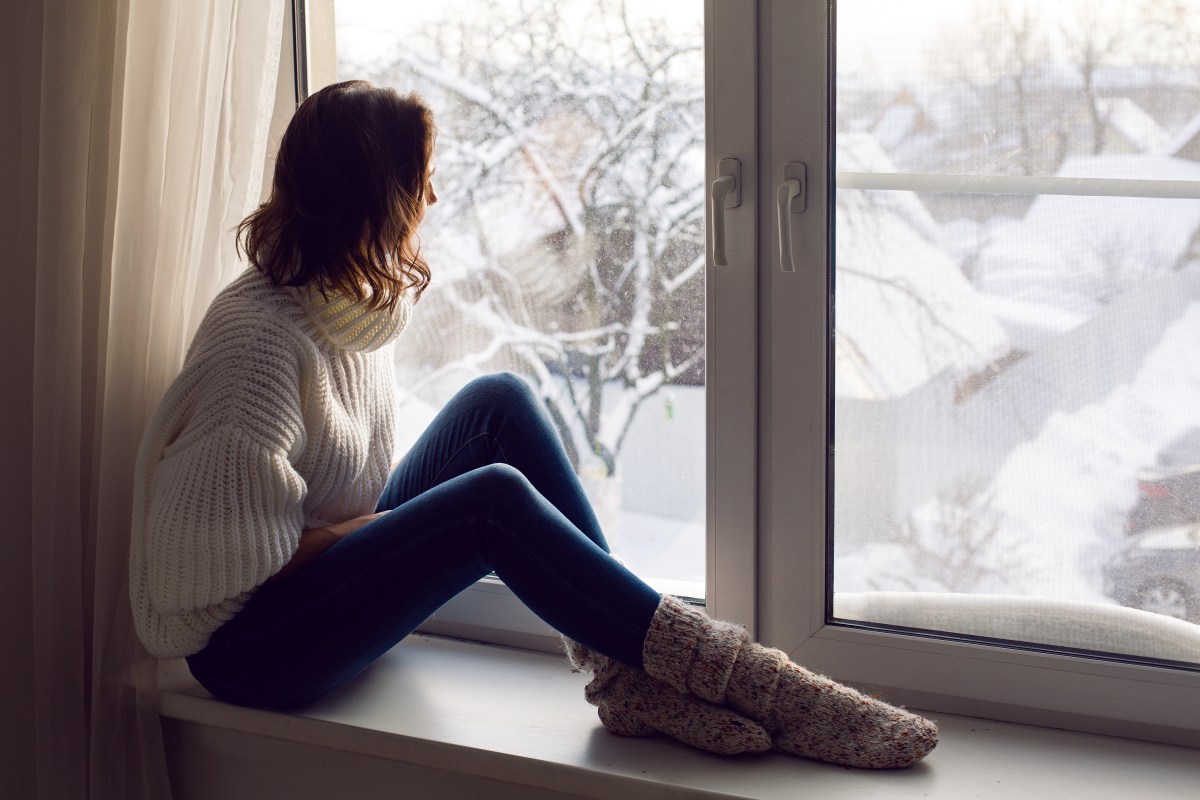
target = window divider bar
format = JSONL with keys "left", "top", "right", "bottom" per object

{"left": 836, "top": 171, "right": 1200, "bottom": 200}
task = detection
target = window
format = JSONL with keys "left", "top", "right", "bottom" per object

{"left": 296, "top": 0, "right": 1200, "bottom": 744}
{"left": 299, "top": 0, "right": 757, "bottom": 645}
{"left": 765, "top": 0, "right": 1200, "bottom": 746}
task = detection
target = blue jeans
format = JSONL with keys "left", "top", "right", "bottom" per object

{"left": 186, "top": 373, "right": 663, "bottom": 709}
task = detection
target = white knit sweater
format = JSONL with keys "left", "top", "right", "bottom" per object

{"left": 129, "top": 268, "right": 410, "bottom": 658}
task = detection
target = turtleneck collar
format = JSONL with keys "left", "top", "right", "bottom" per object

{"left": 294, "top": 284, "right": 412, "bottom": 352}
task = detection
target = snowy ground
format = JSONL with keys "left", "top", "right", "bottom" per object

{"left": 837, "top": 303, "right": 1200, "bottom": 608}
{"left": 613, "top": 510, "right": 705, "bottom": 600}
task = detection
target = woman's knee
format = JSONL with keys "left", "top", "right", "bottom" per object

{"left": 472, "top": 462, "right": 532, "bottom": 496}
{"left": 464, "top": 371, "right": 536, "bottom": 409}
{"left": 468, "top": 463, "right": 550, "bottom": 526}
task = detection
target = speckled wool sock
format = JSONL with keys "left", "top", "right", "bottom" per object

{"left": 562, "top": 637, "right": 771, "bottom": 756}
{"left": 640, "top": 596, "right": 938, "bottom": 769}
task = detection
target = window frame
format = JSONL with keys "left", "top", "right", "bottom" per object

{"left": 762, "top": 0, "right": 1200, "bottom": 748}
{"left": 295, "top": 0, "right": 760, "bottom": 652}
{"left": 295, "top": 0, "right": 1200, "bottom": 746}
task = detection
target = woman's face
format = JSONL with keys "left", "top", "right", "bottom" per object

{"left": 414, "top": 165, "right": 438, "bottom": 228}
{"left": 424, "top": 166, "right": 438, "bottom": 208}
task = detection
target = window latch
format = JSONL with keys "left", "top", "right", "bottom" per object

{"left": 777, "top": 162, "right": 808, "bottom": 272}
{"left": 711, "top": 158, "right": 742, "bottom": 267}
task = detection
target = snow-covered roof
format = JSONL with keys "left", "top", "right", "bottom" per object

{"left": 1165, "top": 109, "right": 1200, "bottom": 161}
{"left": 870, "top": 105, "right": 923, "bottom": 151}
{"left": 1025, "top": 63, "right": 1197, "bottom": 92}
{"left": 836, "top": 133, "right": 1011, "bottom": 400}
{"left": 977, "top": 294, "right": 1086, "bottom": 352}
{"left": 1096, "top": 98, "right": 1168, "bottom": 154}
{"left": 976, "top": 154, "right": 1200, "bottom": 317}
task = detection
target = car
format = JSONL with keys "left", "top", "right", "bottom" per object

{"left": 1103, "top": 524, "right": 1200, "bottom": 623}
{"left": 1125, "top": 429, "right": 1200, "bottom": 534}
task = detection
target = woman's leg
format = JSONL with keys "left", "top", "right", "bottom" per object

{"left": 377, "top": 372, "right": 609, "bottom": 551}
{"left": 187, "top": 464, "right": 661, "bottom": 710}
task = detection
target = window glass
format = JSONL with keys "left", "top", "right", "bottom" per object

{"left": 333, "top": 0, "right": 706, "bottom": 598}
{"left": 833, "top": 0, "right": 1200, "bottom": 666}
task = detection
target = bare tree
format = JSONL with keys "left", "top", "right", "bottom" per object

{"left": 355, "top": 0, "right": 704, "bottom": 478}
{"left": 1060, "top": 1, "right": 1135, "bottom": 156}
{"left": 883, "top": 477, "right": 1018, "bottom": 593}
{"left": 1137, "top": 0, "right": 1200, "bottom": 86}
{"left": 957, "top": 0, "right": 1053, "bottom": 176}
{"left": 1087, "top": 225, "right": 1174, "bottom": 305}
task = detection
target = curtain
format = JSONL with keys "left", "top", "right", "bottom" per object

{"left": 31, "top": 0, "right": 286, "bottom": 797}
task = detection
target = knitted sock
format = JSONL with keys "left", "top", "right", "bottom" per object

{"left": 563, "top": 637, "right": 771, "bottom": 756}
{"left": 640, "top": 596, "right": 938, "bottom": 769}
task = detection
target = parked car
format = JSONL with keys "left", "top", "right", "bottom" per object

{"left": 1125, "top": 429, "right": 1200, "bottom": 534}
{"left": 1103, "top": 524, "right": 1200, "bottom": 623}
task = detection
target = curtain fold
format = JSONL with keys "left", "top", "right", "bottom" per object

{"left": 33, "top": 2, "right": 123, "bottom": 796}
{"left": 31, "top": 1, "right": 286, "bottom": 797}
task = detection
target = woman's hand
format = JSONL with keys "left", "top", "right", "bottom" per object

{"left": 266, "top": 511, "right": 390, "bottom": 584}
{"left": 325, "top": 510, "right": 390, "bottom": 539}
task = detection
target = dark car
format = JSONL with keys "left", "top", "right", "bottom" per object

{"left": 1126, "top": 429, "right": 1200, "bottom": 533}
{"left": 1103, "top": 524, "right": 1200, "bottom": 623}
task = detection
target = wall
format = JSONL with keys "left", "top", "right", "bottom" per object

{"left": 0, "top": 0, "right": 42, "bottom": 797}
{"left": 162, "top": 720, "right": 586, "bottom": 800}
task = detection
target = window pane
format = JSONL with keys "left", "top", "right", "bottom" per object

{"left": 833, "top": 0, "right": 1200, "bottom": 666}
{"left": 333, "top": 0, "right": 706, "bottom": 597}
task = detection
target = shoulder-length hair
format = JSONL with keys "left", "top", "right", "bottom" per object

{"left": 237, "top": 80, "right": 436, "bottom": 311}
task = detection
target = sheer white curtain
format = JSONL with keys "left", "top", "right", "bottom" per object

{"left": 31, "top": 0, "right": 285, "bottom": 797}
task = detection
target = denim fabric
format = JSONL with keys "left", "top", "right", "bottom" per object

{"left": 186, "top": 372, "right": 662, "bottom": 709}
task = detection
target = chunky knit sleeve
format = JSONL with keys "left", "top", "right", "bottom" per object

{"left": 129, "top": 293, "right": 316, "bottom": 656}
{"left": 143, "top": 426, "right": 306, "bottom": 616}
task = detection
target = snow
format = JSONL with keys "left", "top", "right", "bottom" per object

{"left": 870, "top": 105, "right": 922, "bottom": 151}
{"left": 982, "top": 303, "right": 1200, "bottom": 601}
{"left": 333, "top": 3, "right": 1200, "bottom": 616}
{"left": 1165, "top": 108, "right": 1200, "bottom": 160}
{"left": 614, "top": 509, "right": 704, "bottom": 596}
{"left": 976, "top": 154, "right": 1200, "bottom": 316}
{"left": 836, "top": 133, "right": 1011, "bottom": 399}
{"left": 838, "top": 302, "right": 1200, "bottom": 606}
{"left": 977, "top": 293, "right": 1086, "bottom": 351}
{"left": 1097, "top": 97, "right": 1169, "bottom": 154}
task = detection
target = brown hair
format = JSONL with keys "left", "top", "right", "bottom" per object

{"left": 237, "top": 80, "right": 436, "bottom": 310}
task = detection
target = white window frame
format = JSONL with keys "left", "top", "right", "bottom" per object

{"left": 762, "top": 0, "right": 1200, "bottom": 748}
{"left": 293, "top": 0, "right": 1200, "bottom": 747}
{"left": 294, "top": 0, "right": 760, "bottom": 653}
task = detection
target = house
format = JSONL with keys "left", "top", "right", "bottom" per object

{"left": 1167, "top": 108, "right": 1200, "bottom": 162}
{"left": 865, "top": 88, "right": 937, "bottom": 153}
{"left": 975, "top": 153, "right": 1200, "bottom": 317}
{"left": 835, "top": 133, "right": 1011, "bottom": 401}
{"left": 1061, "top": 97, "right": 1170, "bottom": 157}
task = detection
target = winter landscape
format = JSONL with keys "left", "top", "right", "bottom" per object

{"left": 333, "top": 0, "right": 1200, "bottom": 655}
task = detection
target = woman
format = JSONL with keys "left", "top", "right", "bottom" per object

{"left": 129, "top": 80, "right": 937, "bottom": 769}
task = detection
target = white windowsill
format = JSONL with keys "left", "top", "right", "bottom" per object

{"left": 157, "top": 634, "right": 1200, "bottom": 800}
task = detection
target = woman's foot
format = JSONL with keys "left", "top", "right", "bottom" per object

{"left": 640, "top": 597, "right": 938, "bottom": 769}
{"left": 564, "top": 637, "right": 772, "bottom": 756}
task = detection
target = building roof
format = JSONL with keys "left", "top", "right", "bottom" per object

{"left": 836, "top": 133, "right": 1011, "bottom": 400}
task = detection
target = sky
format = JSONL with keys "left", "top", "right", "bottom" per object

{"left": 334, "top": 0, "right": 1159, "bottom": 83}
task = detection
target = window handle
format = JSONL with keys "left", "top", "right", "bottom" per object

{"left": 711, "top": 158, "right": 741, "bottom": 267}
{"left": 776, "top": 162, "right": 808, "bottom": 272}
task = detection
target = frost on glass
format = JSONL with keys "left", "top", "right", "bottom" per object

{"left": 334, "top": 0, "right": 705, "bottom": 594}
{"left": 833, "top": 0, "right": 1200, "bottom": 663}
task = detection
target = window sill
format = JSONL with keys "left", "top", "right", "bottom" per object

{"left": 157, "top": 634, "right": 1199, "bottom": 800}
